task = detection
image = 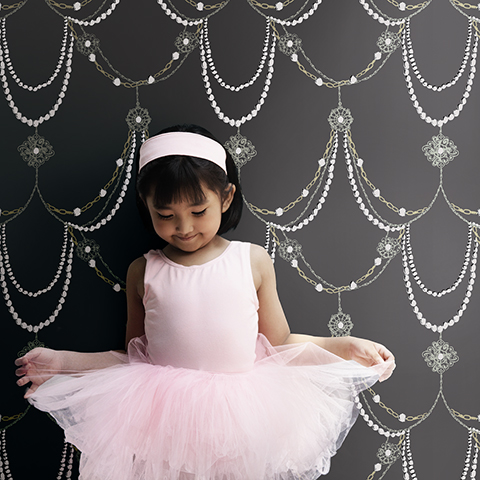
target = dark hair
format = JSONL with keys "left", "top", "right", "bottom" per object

{"left": 136, "top": 124, "right": 242, "bottom": 247}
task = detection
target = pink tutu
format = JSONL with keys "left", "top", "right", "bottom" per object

{"left": 28, "top": 335, "right": 388, "bottom": 480}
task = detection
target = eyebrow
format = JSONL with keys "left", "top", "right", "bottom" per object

{"left": 154, "top": 199, "right": 208, "bottom": 209}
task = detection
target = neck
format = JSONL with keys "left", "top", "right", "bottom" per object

{"left": 163, "top": 236, "right": 230, "bottom": 266}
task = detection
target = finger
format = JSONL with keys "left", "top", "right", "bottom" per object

{"left": 14, "top": 356, "right": 27, "bottom": 367}
{"left": 375, "top": 343, "right": 395, "bottom": 362}
{"left": 24, "top": 385, "right": 38, "bottom": 398}
{"left": 16, "top": 376, "right": 31, "bottom": 387}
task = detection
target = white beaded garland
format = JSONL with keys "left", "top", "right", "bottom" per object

{"left": 68, "top": 133, "right": 136, "bottom": 232}
{"left": 1, "top": 18, "right": 71, "bottom": 92}
{"left": 270, "top": 133, "right": 338, "bottom": 232}
{"left": 265, "top": 0, "right": 323, "bottom": 27}
{"left": 0, "top": 431, "right": 75, "bottom": 480}
{"left": 343, "top": 133, "right": 403, "bottom": 232}
{"left": 358, "top": 0, "right": 404, "bottom": 26}
{"left": 401, "top": 429, "right": 477, "bottom": 480}
{"left": 202, "top": 18, "right": 273, "bottom": 92}
{"left": 199, "top": 23, "right": 276, "bottom": 127}
{"left": 401, "top": 231, "right": 478, "bottom": 333}
{"left": 0, "top": 24, "right": 74, "bottom": 127}
{"left": 404, "top": 223, "right": 473, "bottom": 297}
{"left": 402, "top": 21, "right": 478, "bottom": 127}
{"left": 0, "top": 236, "right": 74, "bottom": 333}
{"left": 1, "top": 223, "right": 70, "bottom": 297}
{"left": 354, "top": 394, "right": 405, "bottom": 438}
{"left": 404, "top": 17, "right": 474, "bottom": 92}
{"left": 67, "top": 0, "right": 120, "bottom": 26}
{"left": 157, "top": 0, "right": 203, "bottom": 26}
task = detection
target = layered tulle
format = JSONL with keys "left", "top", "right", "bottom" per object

{"left": 28, "top": 335, "right": 389, "bottom": 480}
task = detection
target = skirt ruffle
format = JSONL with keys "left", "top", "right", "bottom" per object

{"left": 29, "top": 335, "right": 387, "bottom": 480}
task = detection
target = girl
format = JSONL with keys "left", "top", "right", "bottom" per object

{"left": 15, "top": 124, "right": 395, "bottom": 480}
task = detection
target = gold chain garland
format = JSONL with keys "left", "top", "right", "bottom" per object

{"left": 1, "top": 2, "right": 26, "bottom": 10}
{"left": 69, "top": 23, "right": 202, "bottom": 88}
{"left": 386, "top": 0, "right": 429, "bottom": 9}
{"left": 183, "top": 0, "right": 227, "bottom": 10}
{"left": 47, "top": 130, "right": 133, "bottom": 216}
{"left": 249, "top": 0, "right": 296, "bottom": 9}
{"left": 366, "top": 387, "right": 427, "bottom": 422}
{"left": 1, "top": 206, "right": 24, "bottom": 217}
{"left": 68, "top": 228, "right": 126, "bottom": 292}
{"left": 451, "top": 0, "right": 480, "bottom": 10}
{"left": 47, "top": 0, "right": 94, "bottom": 9}
{"left": 248, "top": 130, "right": 335, "bottom": 215}
{"left": 271, "top": 22, "right": 405, "bottom": 88}
{"left": 270, "top": 226, "right": 404, "bottom": 293}
{"left": 347, "top": 131, "right": 428, "bottom": 217}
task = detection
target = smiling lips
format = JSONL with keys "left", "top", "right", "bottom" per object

{"left": 176, "top": 234, "right": 198, "bottom": 242}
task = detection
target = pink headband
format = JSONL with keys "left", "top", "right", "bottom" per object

{"left": 139, "top": 132, "right": 227, "bottom": 173}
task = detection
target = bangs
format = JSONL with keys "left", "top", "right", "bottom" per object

{"left": 152, "top": 161, "right": 207, "bottom": 208}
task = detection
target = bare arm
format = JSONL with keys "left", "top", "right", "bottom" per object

{"left": 15, "top": 256, "right": 147, "bottom": 398}
{"left": 125, "top": 256, "right": 146, "bottom": 347}
{"left": 251, "top": 244, "right": 395, "bottom": 380}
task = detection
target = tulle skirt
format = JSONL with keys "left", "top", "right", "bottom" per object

{"left": 28, "top": 335, "right": 388, "bottom": 480}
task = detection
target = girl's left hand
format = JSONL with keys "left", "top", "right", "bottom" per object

{"left": 346, "top": 337, "right": 395, "bottom": 382}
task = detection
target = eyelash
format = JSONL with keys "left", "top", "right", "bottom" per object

{"left": 157, "top": 209, "right": 207, "bottom": 220}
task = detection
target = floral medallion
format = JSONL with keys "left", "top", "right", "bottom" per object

{"left": 422, "top": 338, "right": 459, "bottom": 374}
{"left": 278, "top": 33, "right": 302, "bottom": 57}
{"left": 377, "top": 31, "right": 401, "bottom": 54}
{"left": 17, "top": 133, "right": 55, "bottom": 168}
{"left": 328, "top": 106, "right": 353, "bottom": 132}
{"left": 174, "top": 31, "right": 199, "bottom": 54}
{"left": 278, "top": 238, "right": 302, "bottom": 263}
{"left": 76, "top": 33, "right": 100, "bottom": 57}
{"left": 422, "top": 133, "right": 459, "bottom": 168}
{"left": 76, "top": 238, "right": 100, "bottom": 262}
{"left": 125, "top": 106, "right": 151, "bottom": 132}
{"left": 376, "top": 441, "right": 401, "bottom": 465}
{"left": 376, "top": 236, "right": 400, "bottom": 260}
{"left": 224, "top": 133, "right": 257, "bottom": 168}
{"left": 328, "top": 311, "right": 354, "bottom": 337}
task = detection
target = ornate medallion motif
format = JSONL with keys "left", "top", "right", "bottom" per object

{"left": 328, "top": 311, "right": 354, "bottom": 337}
{"left": 278, "top": 238, "right": 302, "bottom": 263}
{"left": 76, "top": 238, "right": 100, "bottom": 262}
{"left": 328, "top": 106, "right": 353, "bottom": 132}
{"left": 377, "top": 31, "right": 401, "bottom": 53}
{"left": 125, "top": 106, "right": 151, "bottom": 132}
{"left": 174, "top": 31, "right": 199, "bottom": 54}
{"left": 76, "top": 33, "right": 100, "bottom": 57}
{"left": 17, "top": 133, "right": 55, "bottom": 168}
{"left": 376, "top": 236, "right": 401, "bottom": 259}
{"left": 422, "top": 338, "right": 459, "bottom": 374}
{"left": 422, "top": 133, "right": 459, "bottom": 168}
{"left": 278, "top": 33, "right": 302, "bottom": 56}
{"left": 377, "top": 441, "right": 401, "bottom": 465}
{"left": 17, "top": 335, "right": 46, "bottom": 357}
{"left": 224, "top": 133, "right": 257, "bottom": 168}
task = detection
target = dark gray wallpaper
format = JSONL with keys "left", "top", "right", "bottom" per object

{"left": 1, "top": 1, "right": 479, "bottom": 479}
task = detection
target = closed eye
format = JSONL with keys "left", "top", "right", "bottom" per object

{"left": 157, "top": 212, "right": 173, "bottom": 220}
{"left": 192, "top": 208, "right": 207, "bottom": 216}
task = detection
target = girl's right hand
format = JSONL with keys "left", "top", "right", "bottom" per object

{"left": 15, "top": 347, "right": 62, "bottom": 398}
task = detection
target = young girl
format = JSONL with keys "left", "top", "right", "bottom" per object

{"left": 15, "top": 124, "right": 395, "bottom": 480}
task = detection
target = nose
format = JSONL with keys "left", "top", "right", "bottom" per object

{"left": 175, "top": 217, "right": 194, "bottom": 236}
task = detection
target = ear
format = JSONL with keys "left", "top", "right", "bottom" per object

{"left": 221, "top": 184, "right": 236, "bottom": 213}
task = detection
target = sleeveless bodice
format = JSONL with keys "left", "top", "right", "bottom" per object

{"left": 143, "top": 241, "right": 259, "bottom": 372}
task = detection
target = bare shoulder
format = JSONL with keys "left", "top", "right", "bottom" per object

{"left": 249, "top": 243, "right": 274, "bottom": 290}
{"left": 127, "top": 256, "right": 147, "bottom": 296}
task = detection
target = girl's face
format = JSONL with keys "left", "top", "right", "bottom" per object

{"left": 145, "top": 184, "right": 235, "bottom": 254}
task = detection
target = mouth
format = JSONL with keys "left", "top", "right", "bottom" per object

{"left": 175, "top": 234, "right": 197, "bottom": 242}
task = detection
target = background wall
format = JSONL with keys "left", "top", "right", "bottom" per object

{"left": 1, "top": 1, "right": 480, "bottom": 479}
